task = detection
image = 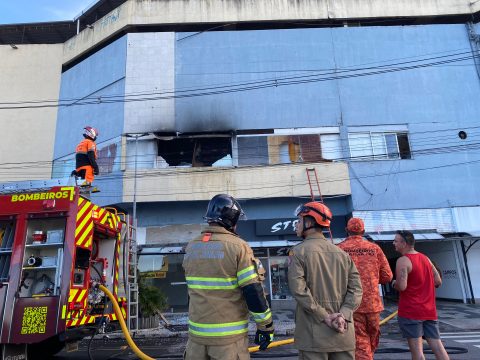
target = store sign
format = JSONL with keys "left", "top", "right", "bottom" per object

{"left": 141, "top": 271, "right": 167, "bottom": 279}
{"left": 256, "top": 218, "right": 299, "bottom": 236}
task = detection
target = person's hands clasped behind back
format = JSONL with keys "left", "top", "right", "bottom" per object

{"left": 324, "top": 313, "right": 349, "bottom": 334}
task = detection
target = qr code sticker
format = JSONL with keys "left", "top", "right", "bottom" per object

{"left": 21, "top": 306, "right": 47, "bottom": 334}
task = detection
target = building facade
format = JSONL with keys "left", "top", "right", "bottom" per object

{"left": 2, "top": 0, "right": 480, "bottom": 308}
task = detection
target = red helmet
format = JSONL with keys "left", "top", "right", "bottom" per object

{"left": 295, "top": 202, "right": 332, "bottom": 227}
{"left": 83, "top": 126, "right": 98, "bottom": 140}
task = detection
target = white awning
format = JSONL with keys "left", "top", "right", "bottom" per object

{"left": 139, "top": 246, "right": 184, "bottom": 254}
{"left": 366, "top": 232, "right": 444, "bottom": 242}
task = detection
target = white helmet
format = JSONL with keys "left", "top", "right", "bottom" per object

{"left": 83, "top": 126, "right": 98, "bottom": 140}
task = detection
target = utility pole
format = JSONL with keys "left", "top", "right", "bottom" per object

{"left": 124, "top": 133, "right": 149, "bottom": 227}
{"left": 123, "top": 132, "right": 149, "bottom": 331}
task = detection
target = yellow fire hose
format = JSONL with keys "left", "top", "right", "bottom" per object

{"left": 100, "top": 283, "right": 399, "bottom": 357}
{"left": 248, "top": 310, "right": 399, "bottom": 353}
{"left": 99, "top": 284, "right": 155, "bottom": 360}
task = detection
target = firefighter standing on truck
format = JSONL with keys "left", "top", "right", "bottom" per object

{"left": 183, "top": 194, "right": 274, "bottom": 360}
{"left": 75, "top": 126, "right": 99, "bottom": 186}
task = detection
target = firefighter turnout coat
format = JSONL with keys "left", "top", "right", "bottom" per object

{"left": 183, "top": 225, "right": 271, "bottom": 345}
{"left": 288, "top": 233, "right": 363, "bottom": 353}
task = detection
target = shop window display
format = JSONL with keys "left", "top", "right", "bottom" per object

{"left": 270, "top": 257, "right": 292, "bottom": 300}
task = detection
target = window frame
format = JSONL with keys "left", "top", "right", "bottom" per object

{"left": 348, "top": 131, "right": 412, "bottom": 161}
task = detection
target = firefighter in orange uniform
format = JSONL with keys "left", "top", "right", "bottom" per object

{"left": 75, "top": 126, "right": 99, "bottom": 186}
{"left": 183, "top": 194, "right": 274, "bottom": 360}
{"left": 338, "top": 218, "right": 393, "bottom": 360}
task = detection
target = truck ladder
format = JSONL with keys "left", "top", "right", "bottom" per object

{"left": 305, "top": 167, "right": 324, "bottom": 202}
{"left": 0, "top": 178, "right": 74, "bottom": 194}
{"left": 127, "top": 219, "right": 139, "bottom": 332}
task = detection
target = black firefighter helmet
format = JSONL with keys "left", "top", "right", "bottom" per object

{"left": 204, "top": 194, "right": 246, "bottom": 231}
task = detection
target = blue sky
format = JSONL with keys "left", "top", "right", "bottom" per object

{"left": 0, "top": 1, "right": 96, "bottom": 25}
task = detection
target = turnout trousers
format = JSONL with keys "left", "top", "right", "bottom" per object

{"left": 184, "top": 337, "right": 250, "bottom": 360}
{"left": 353, "top": 312, "right": 381, "bottom": 360}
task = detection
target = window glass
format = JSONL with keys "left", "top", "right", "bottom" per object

{"left": 349, "top": 131, "right": 411, "bottom": 161}
{"left": 270, "top": 257, "right": 292, "bottom": 300}
{"left": 139, "top": 254, "right": 187, "bottom": 309}
{"left": 320, "top": 134, "right": 342, "bottom": 160}
{"left": 385, "top": 133, "right": 400, "bottom": 159}
{"left": 237, "top": 137, "right": 269, "bottom": 165}
{"left": 349, "top": 133, "right": 373, "bottom": 159}
{"left": 371, "top": 133, "right": 387, "bottom": 159}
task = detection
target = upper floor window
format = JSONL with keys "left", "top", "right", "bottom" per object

{"left": 348, "top": 131, "right": 411, "bottom": 160}
{"left": 156, "top": 134, "right": 232, "bottom": 168}
{"left": 237, "top": 127, "right": 342, "bottom": 166}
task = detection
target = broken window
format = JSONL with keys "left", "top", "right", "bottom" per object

{"left": 237, "top": 133, "right": 337, "bottom": 165}
{"left": 156, "top": 135, "right": 232, "bottom": 167}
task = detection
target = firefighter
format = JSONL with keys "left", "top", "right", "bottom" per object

{"left": 338, "top": 218, "right": 393, "bottom": 360}
{"left": 288, "top": 202, "right": 363, "bottom": 360}
{"left": 74, "top": 126, "right": 99, "bottom": 187}
{"left": 183, "top": 194, "right": 274, "bottom": 360}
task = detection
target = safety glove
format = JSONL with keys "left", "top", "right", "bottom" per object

{"left": 254, "top": 322, "right": 274, "bottom": 351}
{"left": 93, "top": 166, "right": 99, "bottom": 175}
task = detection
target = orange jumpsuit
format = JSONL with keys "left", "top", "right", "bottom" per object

{"left": 75, "top": 138, "right": 98, "bottom": 183}
{"left": 338, "top": 236, "right": 393, "bottom": 360}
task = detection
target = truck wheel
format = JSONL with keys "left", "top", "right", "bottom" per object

{"left": 27, "top": 335, "right": 65, "bottom": 359}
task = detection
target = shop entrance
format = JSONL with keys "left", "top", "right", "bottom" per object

{"left": 376, "top": 240, "right": 472, "bottom": 303}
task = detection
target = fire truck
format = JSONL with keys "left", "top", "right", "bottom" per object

{"left": 0, "top": 180, "right": 138, "bottom": 359}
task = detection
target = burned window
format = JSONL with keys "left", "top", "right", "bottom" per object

{"left": 237, "top": 134, "right": 330, "bottom": 165}
{"left": 157, "top": 136, "right": 232, "bottom": 167}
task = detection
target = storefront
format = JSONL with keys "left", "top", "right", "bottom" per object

{"left": 138, "top": 209, "right": 349, "bottom": 311}
{"left": 356, "top": 208, "right": 477, "bottom": 303}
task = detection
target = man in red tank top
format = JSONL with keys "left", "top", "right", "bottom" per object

{"left": 393, "top": 230, "right": 450, "bottom": 360}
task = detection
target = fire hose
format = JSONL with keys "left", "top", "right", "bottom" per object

{"left": 99, "top": 284, "right": 156, "bottom": 360}
{"left": 248, "top": 310, "right": 399, "bottom": 353}
{"left": 91, "top": 293, "right": 467, "bottom": 359}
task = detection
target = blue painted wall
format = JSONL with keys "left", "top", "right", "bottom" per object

{"left": 53, "top": 24, "right": 480, "bottom": 210}
{"left": 175, "top": 28, "right": 341, "bottom": 131}
{"left": 175, "top": 24, "right": 480, "bottom": 211}
{"left": 54, "top": 36, "right": 128, "bottom": 205}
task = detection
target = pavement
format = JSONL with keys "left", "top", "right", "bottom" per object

{"left": 118, "top": 299, "right": 480, "bottom": 339}
{"left": 73, "top": 299, "right": 480, "bottom": 359}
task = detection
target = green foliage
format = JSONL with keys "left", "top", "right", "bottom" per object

{"left": 138, "top": 273, "right": 168, "bottom": 317}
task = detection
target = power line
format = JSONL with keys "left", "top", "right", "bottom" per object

{"left": 0, "top": 50, "right": 477, "bottom": 109}
{"left": 0, "top": 129, "right": 478, "bottom": 172}
{"left": 0, "top": 47, "right": 472, "bottom": 106}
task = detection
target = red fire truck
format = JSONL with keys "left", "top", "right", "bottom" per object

{"left": 0, "top": 183, "right": 136, "bottom": 359}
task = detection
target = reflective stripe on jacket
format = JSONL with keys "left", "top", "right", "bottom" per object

{"left": 183, "top": 225, "right": 269, "bottom": 345}
{"left": 75, "top": 138, "right": 97, "bottom": 168}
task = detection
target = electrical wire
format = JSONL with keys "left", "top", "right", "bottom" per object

{"left": 1, "top": 124, "right": 480, "bottom": 172}
{"left": 0, "top": 47, "right": 474, "bottom": 106}
{"left": 0, "top": 50, "right": 478, "bottom": 109}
